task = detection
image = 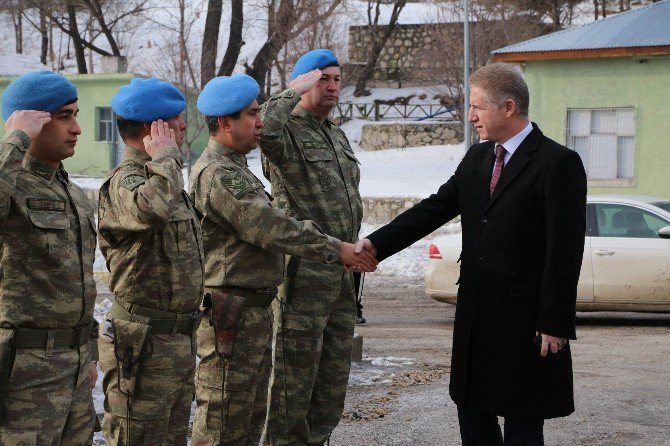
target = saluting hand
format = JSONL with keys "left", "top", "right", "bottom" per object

{"left": 4, "top": 110, "right": 51, "bottom": 140}
{"left": 289, "top": 69, "right": 322, "bottom": 96}
{"left": 143, "top": 119, "right": 177, "bottom": 158}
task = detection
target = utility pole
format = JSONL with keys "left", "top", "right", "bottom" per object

{"left": 178, "top": 0, "right": 191, "bottom": 179}
{"left": 463, "top": 0, "right": 471, "bottom": 149}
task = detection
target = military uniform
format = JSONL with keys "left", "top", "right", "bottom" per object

{"left": 259, "top": 89, "right": 363, "bottom": 445}
{"left": 189, "top": 139, "right": 341, "bottom": 446}
{"left": 0, "top": 130, "right": 98, "bottom": 445}
{"left": 98, "top": 145, "right": 204, "bottom": 445}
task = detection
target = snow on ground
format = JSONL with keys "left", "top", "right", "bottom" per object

{"left": 79, "top": 115, "right": 466, "bottom": 278}
{"left": 361, "top": 220, "right": 462, "bottom": 278}
{"left": 349, "top": 356, "right": 416, "bottom": 387}
{"left": 355, "top": 144, "right": 462, "bottom": 198}
{"left": 72, "top": 116, "right": 465, "bottom": 200}
{"left": 340, "top": 85, "right": 451, "bottom": 105}
{"left": 346, "top": 0, "right": 454, "bottom": 26}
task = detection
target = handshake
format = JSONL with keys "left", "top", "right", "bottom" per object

{"left": 339, "top": 239, "right": 378, "bottom": 273}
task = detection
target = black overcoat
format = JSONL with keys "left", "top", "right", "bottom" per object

{"left": 367, "top": 124, "right": 587, "bottom": 419}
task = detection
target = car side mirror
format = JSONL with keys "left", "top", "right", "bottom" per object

{"left": 659, "top": 226, "right": 670, "bottom": 239}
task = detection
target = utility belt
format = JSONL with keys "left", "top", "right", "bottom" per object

{"left": 109, "top": 301, "right": 202, "bottom": 336}
{"left": 104, "top": 302, "right": 202, "bottom": 398}
{"left": 216, "top": 286, "right": 277, "bottom": 307}
{"left": 12, "top": 324, "right": 93, "bottom": 351}
{"left": 0, "top": 323, "right": 95, "bottom": 421}
{"left": 202, "top": 287, "right": 277, "bottom": 359}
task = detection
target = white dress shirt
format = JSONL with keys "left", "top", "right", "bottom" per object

{"left": 494, "top": 121, "right": 533, "bottom": 170}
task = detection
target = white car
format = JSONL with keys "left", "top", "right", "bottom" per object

{"left": 425, "top": 195, "right": 670, "bottom": 312}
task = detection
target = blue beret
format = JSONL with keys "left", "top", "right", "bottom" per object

{"left": 111, "top": 77, "right": 186, "bottom": 122}
{"left": 2, "top": 71, "right": 77, "bottom": 121}
{"left": 197, "top": 74, "right": 260, "bottom": 117}
{"left": 291, "top": 49, "right": 339, "bottom": 80}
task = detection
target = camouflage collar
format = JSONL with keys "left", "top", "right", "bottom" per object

{"left": 292, "top": 104, "right": 333, "bottom": 130}
{"left": 123, "top": 145, "right": 151, "bottom": 166}
{"left": 205, "top": 139, "right": 248, "bottom": 168}
{"left": 22, "top": 153, "right": 65, "bottom": 182}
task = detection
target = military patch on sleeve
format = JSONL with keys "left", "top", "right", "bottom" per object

{"left": 218, "top": 166, "right": 258, "bottom": 200}
{"left": 119, "top": 174, "right": 147, "bottom": 191}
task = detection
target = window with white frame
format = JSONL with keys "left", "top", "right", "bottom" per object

{"left": 97, "top": 107, "right": 114, "bottom": 142}
{"left": 566, "top": 107, "right": 635, "bottom": 182}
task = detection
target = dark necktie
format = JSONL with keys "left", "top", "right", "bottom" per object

{"left": 490, "top": 144, "right": 506, "bottom": 196}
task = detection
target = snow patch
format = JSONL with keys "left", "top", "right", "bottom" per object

{"left": 349, "top": 356, "right": 416, "bottom": 387}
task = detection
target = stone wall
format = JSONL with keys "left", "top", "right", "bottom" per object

{"left": 362, "top": 196, "right": 462, "bottom": 225}
{"left": 348, "top": 23, "right": 461, "bottom": 84}
{"left": 361, "top": 196, "right": 423, "bottom": 225}
{"left": 361, "top": 121, "right": 462, "bottom": 151}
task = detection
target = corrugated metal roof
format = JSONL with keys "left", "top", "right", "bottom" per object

{"left": 493, "top": 0, "right": 670, "bottom": 54}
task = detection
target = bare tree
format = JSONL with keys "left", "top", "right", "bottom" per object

{"left": 200, "top": 0, "right": 245, "bottom": 87}
{"left": 244, "top": 0, "right": 343, "bottom": 98}
{"left": 48, "top": 0, "right": 149, "bottom": 63}
{"left": 277, "top": 2, "right": 349, "bottom": 91}
{"left": 200, "top": 0, "right": 222, "bottom": 87}
{"left": 218, "top": 0, "right": 243, "bottom": 77}
{"left": 66, "top": 2, "right": 88, "bottom": 73}
{"left": 352, "top": 0, "right": 407, "bottom": 97}
{"left": 426, "top": 0, "right": 548, "bottom": 125}
{"left": 146, "top": 0, "right": 207, "bottom": 174}
{"left": 81, "top": 0, "right": 123, "bottom": 56}
{"left": 0, "top": 0, "right": 26, "bottom": 53}
{"left": 26, "top": 2, "right": 51, "bottom": 65}
{"left": 517, "top": 0, "right": 579, "bottom": 31}
{"left": 593, "top": 0, "right": 612, "bottom": 19}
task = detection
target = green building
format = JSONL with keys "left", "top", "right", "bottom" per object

{"left": 0, "top": 61, "right": 207, "bottom": 177}
{"left": 493, "top": 0, "right": 670, "bottom": 197}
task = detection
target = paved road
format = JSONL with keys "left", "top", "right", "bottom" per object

{"left": 92, "top": 275, "right": 670, "bottom": 445}
{"left": 330, "top": 276, "right": 670, "bottom": 446}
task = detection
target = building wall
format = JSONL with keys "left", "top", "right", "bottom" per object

{"left": 0, "top": 73, "right": 209, "bottom": 177}
{"left": 526, "top": 56, "right": 670, "bottom": 197}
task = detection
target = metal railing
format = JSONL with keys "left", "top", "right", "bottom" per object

{"left": 333, "top": 102, "right": 458, "bottom": 121}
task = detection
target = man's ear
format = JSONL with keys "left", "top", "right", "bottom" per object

{"left": 504, "top": 99, "right": 517, "bottom": 117}
{"left": 218, "top": 116, "right": 232, "bottom": 134}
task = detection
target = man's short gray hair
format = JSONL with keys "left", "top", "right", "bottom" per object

{"left": 470, "top": 63, "right": 529, "bottom": 118}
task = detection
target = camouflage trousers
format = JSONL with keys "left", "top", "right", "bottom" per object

{"left": 0, "top": 345, "right": 95, "bottom": 445}
{"left": 191, "top": 303, "right": 273, "bottom": 446}
{"left": 264, "top": 264, "right": 356, "bottom": 446}
{"left": 99, "top": 326, "right": 196, "bottom": 446}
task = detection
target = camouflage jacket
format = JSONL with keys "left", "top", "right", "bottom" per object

{"left": 259, "top": 89, "right": 362, "bottom": 245}
{"left": 189, "top": 139, "right": 341, "bottom": 290}
{"left": 0, "top": 131, "right": 97, "bottom": 338}
{"left": 98, "top": 145, "right": 204, "bottom": 313}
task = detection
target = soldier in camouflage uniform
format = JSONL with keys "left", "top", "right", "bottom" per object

{"left": 97, "top": 78, "right": 204, "bottom": 445}
{"left": 0, "top": 71, "right": 98, "bottom": 445}
{"left": 189, "top": 74, "right": 376, "bottom": 446}
{"left": 259, "top": 50, "right": 367, "bottom": 445}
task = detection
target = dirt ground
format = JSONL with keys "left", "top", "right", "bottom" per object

{"left": 92, "top": 275, "right": 670, "bottom": 445}
{"left": 329, "top": 276, "right": 670, "bottom": 446}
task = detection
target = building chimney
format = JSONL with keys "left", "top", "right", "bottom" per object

{"left": 101, "top": 56, "right": 128, "bottom": 74}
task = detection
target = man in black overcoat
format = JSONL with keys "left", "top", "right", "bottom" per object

{"left": 355, "top": 63, "right": 587, "bottom": 445}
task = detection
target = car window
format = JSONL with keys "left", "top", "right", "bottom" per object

{"left": 651, "top": 201, "right": 670, "bottom": 213}
{"left": 594, "top": 203, "right": 669, "bottom": 238}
